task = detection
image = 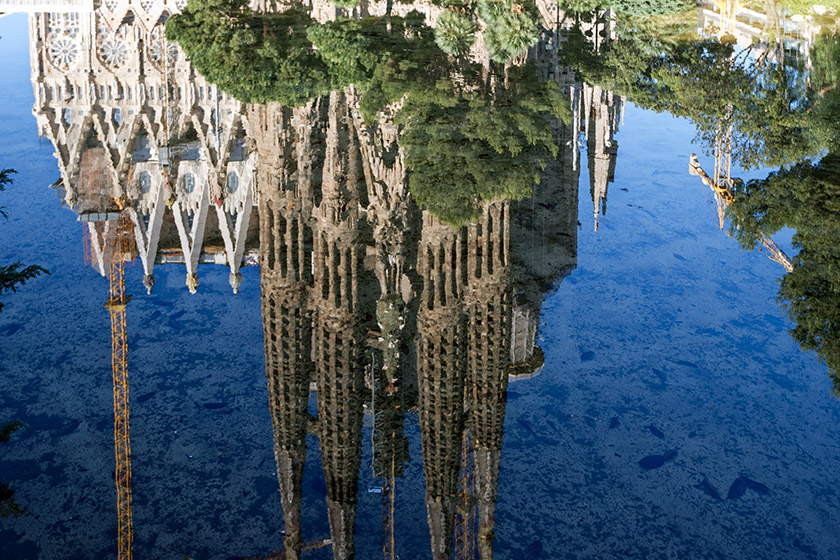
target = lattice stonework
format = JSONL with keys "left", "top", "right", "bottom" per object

{"left": 147, "top": 24, "right": 178, "bottom": 71}
{"left": 46, "top": 12, "right": 81, "bottom": 71}
{"left": 96, "top": 16, "right": 131, "bottom": 70}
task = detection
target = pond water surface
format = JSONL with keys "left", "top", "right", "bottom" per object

{"left": 1, "top": 2, "right": 839, "bottom": 560}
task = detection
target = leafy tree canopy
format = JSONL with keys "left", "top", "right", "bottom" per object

{"left": 558, "top": 0, "right": 694, "bottom": 16}
{"left": 729, "top": 155, "right": 840, "bottom": 396}
{"left": 435, "top": 9, "right": 479, "bottom": 56}
{"left": 558, "top": 11, "right": 835, "bottom": 169}
{"left": 397, "top": 63, "right": 570, "bottom": 225}
{"left": 1, "top": 169, "right": 48, "bottom": 313}
{"left": 167, "top": 0, "right": 571, "bottom": 226}
{"left": 166, "top": 0, "right": 331, "bottom": 105}
{"left": 478, "top": 0, "right": 543, "bottom": 62}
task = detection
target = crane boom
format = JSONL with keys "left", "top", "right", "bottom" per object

{"left": 689, "top": 147, "right": 794, "bottom": 274}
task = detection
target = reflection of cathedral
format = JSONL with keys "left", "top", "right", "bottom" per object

{"left": 29, "top": 0, "right": 623, "bottom": 294}
{"left": 583, "top": 84, "right": 622, "bottom": 232}
{"left": 252, "top": 94, "right": 584, "bottom": 558}
{"left": 29, "top": 4, "right": 258, "bottom": 293}
{"left": 28, "top": 2, "right": 626, "bottom": 558}
{"left": 252, "top": 94, "right": 378, "bottom": 559}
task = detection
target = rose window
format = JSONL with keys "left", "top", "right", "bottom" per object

{"left": 99, "top": 39, "right": 128, "bottom": 68}
{"left": 49, "top": 37, "right": 78, "bottom": 70}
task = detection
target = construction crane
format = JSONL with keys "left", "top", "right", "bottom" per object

{"left": 689, "top": 119, "right": 793, "bottom": 273}
{"left": 103, "top": 211, "right": 134, "bottom": 560}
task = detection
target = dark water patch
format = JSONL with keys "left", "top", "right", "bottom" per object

{"left": 0, "top": 459, "right": 40, "bottom": 481}
{"left": 580, "top": 350, "right": 595, "bottom": 362}
{"left": 149, "top": 310, "right": 162, "bottom": 321}
{"left": 695, "top": 476, "right": 722, "bottom": 501}
{"left": 717, "top": 281, "right": 740, "bottom": 294}
{"left": 309, "top": 476, "right": 327, "bottom": 498}
{"left": 742, "top": 476, "right": 769, "bottom": 494}
{"left": 671, "top": 359, "right": 698, "bottom": 369}
{"left": 647, "top": 425, "right": 665, "bottom": 439}
{"left": 203, "top": 402, "right": 227, "bottom": 410}
{"left": 768, "top": 373, "right": 797, "bottom": 392}
{"left": 524, "top": 540, "right": 543, "bottom": 559}
{"left": 137, "top": 391, "right": 156, "bottom": 403}
{"left": 640, "top": 367, "right": 668, "bottom": 392}
{"left": 507, "top": 391, "right": 522, "bottom": 401}
{"left": 673, "top": 253, "right": 687, "bottom": 261}
{"left": 168, "top": 310, "right": 187, "bottom": 331}
{"left": 0, "top": 530, "right": 40, "bottom": 560}
{"left": 18, "top": 414, "right": 79, "bottom": 438}
{"left": 518, "top": 419, "right": 536, "bottom": 436}
{"left": 146, "top": 298, "right": 175, "bottom": 307}
{"left": 727, "top": 475, "right": 770, "bottom": 499}
{"left": 727, "top": 476, "right": 747, "bottom": 499}
{"left": 639, "top": 450, "right": 677, "bottom": 470}
{"left": 609, "top": 417, "right": 620, "bottom": 429}
{"left": 0, "top": 323, "right": 21, "bottom": 336}
{"left": 255, "top": 475, "right": 277, "bottom": 500}
{"left": 41, "top": 455, "right": 66, "bottom": 486}
{"left": 212, "top": 408, "right": 234, "bottom": 415}
{"left": 651, "top": 368, "right": 667, "bottom": 384}
{"left": 95, "top": 415, "right": 112, "bottom": 432}
{"left": 547, "top": 408, "right": 573, "bottom": 426}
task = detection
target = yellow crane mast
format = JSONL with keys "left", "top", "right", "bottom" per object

{"left": 103, "top": 211, "right": 134, "bottom": 560}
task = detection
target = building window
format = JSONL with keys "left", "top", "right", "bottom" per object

{"left": 139, "top": 172, "right": 151, "bottom": 193}
{"left": 226, "top": 173, "right": 238, "bottom": 194}
{"left": 182, "top": 173, "right": 196, "bottom": 194}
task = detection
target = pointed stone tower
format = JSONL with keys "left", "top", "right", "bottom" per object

{"left": 309, "top": 92, "right": 370, "bottom": 560}
{"left": 250, "top": 100, "right": 318, "bottom": 560}
{"left": 416, "top": 211, "right": 470, "bottom": 560}
{"left": 464, "top": 201, "right": 513, "bottom": 560}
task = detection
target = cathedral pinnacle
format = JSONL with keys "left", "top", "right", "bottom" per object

{"left": 229, "top": 272, "right": 242, "bottom": 294}
{"left": 186, "top": 273, "right": 199, "bottom": 294}
{"left": 143, "top": 274, "right": 155, "bottom": 295}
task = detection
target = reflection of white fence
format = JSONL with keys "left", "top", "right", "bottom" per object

{"left": 0, "top": 0, "right": 94, "bottom": 11}
{"left": 698, "top": 2, "right": 821, "bottom": 49}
